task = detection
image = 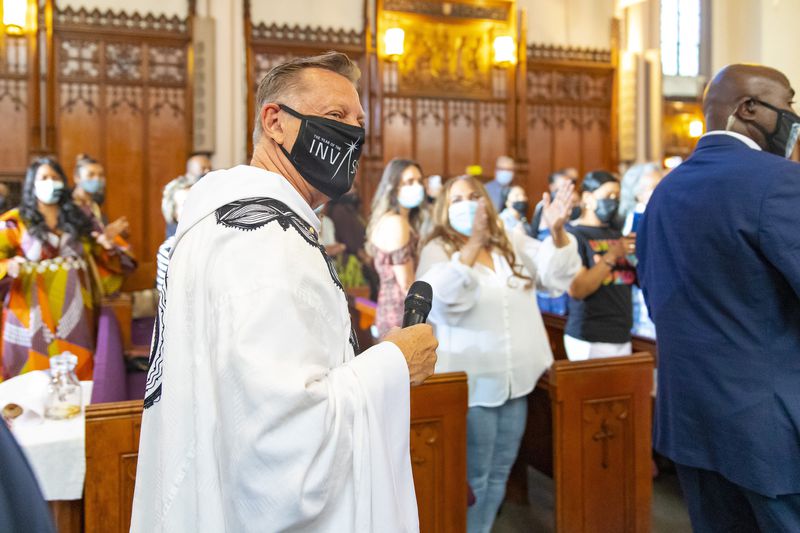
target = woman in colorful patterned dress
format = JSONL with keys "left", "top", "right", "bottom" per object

{"left": 0, "top": 157, "right": 132, "bottom": 381}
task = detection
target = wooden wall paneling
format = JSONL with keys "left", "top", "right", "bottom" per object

{"left": 478, "top": 101, "right": 507, "bottom": 177}
{"left": 446, "top": 100, "right": 477, "bottom": 177}
{"left": 550, "top": 354, "right": 654, "bottom": 533}
{"left": 382, "top": 96, "right": 413, "bottom": 165}
{"left": 56, "top": 83, "right": 103, "bottom": 173}
{"left": 415, "top": 98, "right": 445, "bottom": 175}
{"left": 53, "top": 7, "right": 193, "bottom": 291}
{"left": 580, "top": 106, "right": 611, "bottom": 173}
{"left": 551, "top": 105, "right": 582, "bottom": 172}
{"left": 105, "top": 84, "right": 145, "bottom": 278}
{"left": 525, "top": 104, "right": 554, "bottom": 200}
{"left": 526, "top": 46, "right": 616, "bottom": 199}
{"left": 514, "top": 10, "right": 529, "bottom": 192}
{"left": 0, "top": 36, "right": 29, "bottom": 176}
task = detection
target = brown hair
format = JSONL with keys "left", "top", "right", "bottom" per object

{"left": 73, "top": 153, "right": 100, "bottom": 180}
{"left": 422, "top": 175, "right": 532, "bottom": 287}
{"left": 366, "top": 158, "right": 423, "bottom": 243}
{"left": 252, "top": 51, "right": 361, "bottom": 146}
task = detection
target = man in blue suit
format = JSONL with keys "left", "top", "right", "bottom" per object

{"left": 484, "top": 155, "right": 515, "bottom": 211}
{"left": 638, "top": 64, "right": 800, "bottom": 532}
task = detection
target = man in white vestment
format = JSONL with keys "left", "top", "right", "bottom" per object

{"left": 131, "top": 52, "right": 438, "bottom": 533}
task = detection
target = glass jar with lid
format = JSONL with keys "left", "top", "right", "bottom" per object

{"left": 44, "top": 352, "right": 83, "bottom": 420}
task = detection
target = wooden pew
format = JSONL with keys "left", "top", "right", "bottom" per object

{"left": 551, "top": 354, "right": 654, "bottom": 533}
{"left": 510, "top": 311, "right": 656, "bottom": 532}
{"left": 83, "top": 373, "right": 468, "bottom": 533}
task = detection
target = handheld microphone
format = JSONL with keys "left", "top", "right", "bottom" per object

{"left": 402, "top": 281, "right": 433, "bottom": 327}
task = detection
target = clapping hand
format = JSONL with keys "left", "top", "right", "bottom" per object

{"left": 103, "top": 216, "right": 130, "bottom": 243}
{"left": 469, "top": 198, "right": 491, "bottom": 248}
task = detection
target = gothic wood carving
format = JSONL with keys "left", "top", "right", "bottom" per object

{"left": 54, "top": 5, "right": 193, "bottom": 291}
{"left": 524, "top": 43, "right": 616, "bottom": 199}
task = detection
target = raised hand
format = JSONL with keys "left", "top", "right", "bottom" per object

{"left": 542, "top": 180, "right": 575, "bottom": 234}
{"left": 469, "top": 198, "right": 491, "bottom": 248}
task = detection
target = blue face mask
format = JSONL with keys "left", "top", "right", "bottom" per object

{"left": 80, "top": 178, "right": 104, "bottom": 195}
{"left": 495, "top": 169, "right": 514, "bottom": 186}
{"left": 448, "top": 200, "right": 478, "bottom": 236}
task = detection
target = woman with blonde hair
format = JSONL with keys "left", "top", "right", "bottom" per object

{"left": 367, "top": 158, "right": 426, "bottom": 337}
{"left": 416, "top": 175, "right": 581, "bottom": 533}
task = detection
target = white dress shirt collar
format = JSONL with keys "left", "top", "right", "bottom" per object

{"left": 702, "top": 130, "right": 762, "bottom": 151}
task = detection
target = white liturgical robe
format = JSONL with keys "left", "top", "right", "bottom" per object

{"left": 131, "top": 165, "right": 419, "bottom": 532}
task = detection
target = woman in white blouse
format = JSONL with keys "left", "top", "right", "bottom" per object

{"left": 416, "top": 175, "right": 581, "bottom": 533}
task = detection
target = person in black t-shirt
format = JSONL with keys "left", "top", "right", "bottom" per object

{"left": 565, "top": 171, "right": 636, "bottom": 359}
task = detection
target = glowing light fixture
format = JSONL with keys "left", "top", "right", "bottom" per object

{"left": 3, "top": 0, "right": 27, "bottom": 35}
{"left": 493, "top": 36, "right": 516, "bottom": 66}
{"left": 688, "top": 119, "right": 704, "bottom": 138}
{"left": 384, "top": 28, "right": 405, "bottom": 59}
{"left": 664, "top": 156, "right": 683, "bottom": 169}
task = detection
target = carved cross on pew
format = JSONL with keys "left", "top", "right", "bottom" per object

{"left": 593, "top": 419, "right": 615, "bottom": 469}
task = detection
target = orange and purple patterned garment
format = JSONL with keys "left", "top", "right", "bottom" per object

{"left": 0, "top": 208, "right": 134, "bottom": 381}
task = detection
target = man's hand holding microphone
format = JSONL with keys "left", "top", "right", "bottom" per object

{"left": 384, "top": 281, "right": 438, "bottom": 386}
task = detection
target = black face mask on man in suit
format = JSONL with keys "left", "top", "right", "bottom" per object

{"left": 746, "top": 99, "right": 800, "bottom": 158}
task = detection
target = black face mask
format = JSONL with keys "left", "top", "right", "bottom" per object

{"left": 594, "top": 198, "right": 619, "bottom": 224}
{"left": 751, "top": 99, "right": 800, "bottom": 158}
{"left": 570, "top": 205, "right": 582, "bottom": 220}
{"left": 278, "top": 104, "right": 365, "bottom": 200}
{"left": 511, "top": 201, "right": 529, "bottom": 217}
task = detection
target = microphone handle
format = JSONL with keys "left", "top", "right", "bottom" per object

{"left": 402, "top": 309, "right": 428, "bottom": 328}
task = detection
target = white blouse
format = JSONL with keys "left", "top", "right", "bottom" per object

{"left": 416, "top": 232, "right": 581, "bottom": 407}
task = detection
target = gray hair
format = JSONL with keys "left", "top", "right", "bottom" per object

{"left": 619, "top": 162, "right": 662, "bottom": 219}
{"left": 252, "top": 51, "right": 361, "bottom": 147}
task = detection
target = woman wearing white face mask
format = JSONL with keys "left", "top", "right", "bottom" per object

{"left": 366, "top": 158, "right": 426, "bottom": 338}
{"left": 416, "top": 175, "right": 581, "bottom": 533}
{"left": 0, "top": 158, "right": 131, "bottom": 382}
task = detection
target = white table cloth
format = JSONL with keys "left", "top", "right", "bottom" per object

{"left": 0, "top": 371, "right": 92, "bottom": 501}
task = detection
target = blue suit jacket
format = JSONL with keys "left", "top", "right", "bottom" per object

{"left": 484, "top": 179, "right": 508, "bottom": 211}
{"left": 638, "top": 134, "right": 800, "bottom": 497}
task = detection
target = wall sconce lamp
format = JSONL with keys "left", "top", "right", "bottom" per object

{"left": 3, "top": 0, "right": 28, "bottom": 35}
{"left": 492, "top": 36, "right": 516, "bottom": 66}
{"left": 688, "top": 119, "right": 704, "bottom": 138}
{"left": 384, "top": 27, "right": 405, "bottom": 60}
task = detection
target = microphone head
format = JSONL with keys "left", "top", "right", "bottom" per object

{"left": 405, "top": 280, "right": 433, "bottom": 314}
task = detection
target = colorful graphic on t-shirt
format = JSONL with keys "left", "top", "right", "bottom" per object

{"left": 588, "top": 239, "right": 637, "bottom": 286}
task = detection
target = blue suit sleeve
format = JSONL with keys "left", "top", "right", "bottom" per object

{"left": 759, "top": 172, "right": 800, "bottom": 298}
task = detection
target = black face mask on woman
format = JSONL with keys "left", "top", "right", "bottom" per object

{"left": 511, "top": 201, "right": 529, "bottom": 217}
{"left": 278, "top": 104, "right": 365, "bottom": 200}
{"left": 594, "top": 198, "right": 619, "bottom": 224}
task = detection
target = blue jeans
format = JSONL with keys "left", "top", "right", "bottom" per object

{"left": 466, "top": 396, "right": 528, "bottom": 533}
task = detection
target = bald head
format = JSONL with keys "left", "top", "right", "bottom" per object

{"left": 703, "top": 64, "right": 796, "bottom": 150}
{"left": 186, "top": 154, "right": 212, "bottom": 181}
